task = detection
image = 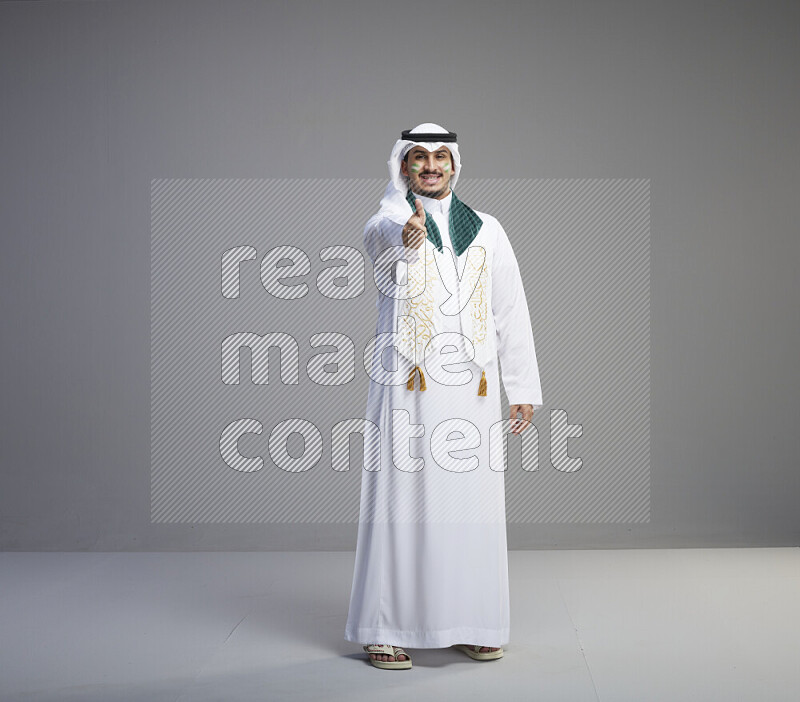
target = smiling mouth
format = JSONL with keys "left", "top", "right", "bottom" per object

{"left": 420, "top": 174, "right": 442, "bottom": 184}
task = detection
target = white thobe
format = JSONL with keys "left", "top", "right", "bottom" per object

{"left": 344, "top": 190, "right": 542, "bottom": 649}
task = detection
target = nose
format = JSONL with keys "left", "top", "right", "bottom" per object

{"left": 423, "top": 155, "right": 439, "bottom": 172}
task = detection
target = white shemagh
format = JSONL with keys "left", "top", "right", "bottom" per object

{"left": 378, "top": 123, "right": 491, "bottom": 396}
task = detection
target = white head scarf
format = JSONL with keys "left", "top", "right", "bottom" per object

{"left": 372, "top": 124, "right": 493, "bottom": 391}
{"left": 377, "top": 122, "right": 462, "bottom": 220}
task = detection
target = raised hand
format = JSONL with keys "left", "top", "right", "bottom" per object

{"left": 402, "top": 198, "right": 427, "bottom": 249}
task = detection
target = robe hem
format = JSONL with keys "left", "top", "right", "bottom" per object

{"left": 344, "top": 625, "right": 509, "bottom": 649}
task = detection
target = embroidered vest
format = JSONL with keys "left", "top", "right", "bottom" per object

{"left": 395, "top": 191, "right": 492, "bottom": 395}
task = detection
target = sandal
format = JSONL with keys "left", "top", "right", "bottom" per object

{"left": 452, "top": 644, "right": 504, "bottom": 661}
{"left": 363, "top": 643, "right": 412, "bottom": 670}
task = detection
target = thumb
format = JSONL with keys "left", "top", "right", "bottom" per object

{"left": 414, "top": 198, "right": 426, "bottom": 223}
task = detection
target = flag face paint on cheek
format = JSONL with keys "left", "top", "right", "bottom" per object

{"left": 410, "top": 162, "right": 422, "bottom": 173}
{"left": 443, "top": 163, "right": 451, "bottom": 172}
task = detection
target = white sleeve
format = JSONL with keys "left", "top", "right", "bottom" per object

{"left": 363, "top": 211, "right": 420, "bottom": 266}
{"left": 491, "top": 219, "right": 543, "bottom": 409}
{"left": 363, "top": 213, "right": 402, "bottom": 263}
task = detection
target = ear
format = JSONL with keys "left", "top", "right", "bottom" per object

{"left": 400, "top": 160, "right": 408, "bottom": 176}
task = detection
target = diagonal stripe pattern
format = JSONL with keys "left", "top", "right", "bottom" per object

{"left": 151, "top": 178, "right": 650, "bottom": 523}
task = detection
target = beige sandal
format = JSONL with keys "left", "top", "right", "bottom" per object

{"left": 363, "top": 643, "right": 412, "bottom": 669}
{"left": 452, "top": 644, "right": 504, "bottom": 661}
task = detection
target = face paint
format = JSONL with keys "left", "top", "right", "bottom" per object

{"left": 404, "top": 148, "right": 453, "bottom": 199}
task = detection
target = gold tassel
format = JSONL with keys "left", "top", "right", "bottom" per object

{"left": 477, "top": 368, "right": 487, "bottom": 396}
{"left": 406, "top": 365, "right": 428, "bottom": 391}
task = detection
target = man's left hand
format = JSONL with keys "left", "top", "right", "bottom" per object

{"left": 509, "top": 404, "right": 535, "bottom": 434}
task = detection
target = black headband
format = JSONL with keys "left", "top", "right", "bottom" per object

{"left": 401, "top": 129, "right": 457, "bottom": 142}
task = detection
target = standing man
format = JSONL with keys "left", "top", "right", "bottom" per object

{"left": 345, "top": 123, "right": 543, "bottom": 670}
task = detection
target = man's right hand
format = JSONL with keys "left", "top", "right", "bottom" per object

{"left": 402, "top": 198, "right": 427, "bottom": 249}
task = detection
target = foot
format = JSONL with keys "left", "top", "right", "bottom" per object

{"left": 458, "top": 644, "right": 501, "bottom": 653}
{"left": 368, "top": 645, "right": 408, "bottom": 663}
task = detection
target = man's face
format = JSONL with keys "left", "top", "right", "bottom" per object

{"left": 400, "top": 146, "right": 454, "bottom": 199}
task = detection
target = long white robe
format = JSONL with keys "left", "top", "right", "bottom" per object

{"left": 345, "top": 191, "right": 542, "bottom": 649}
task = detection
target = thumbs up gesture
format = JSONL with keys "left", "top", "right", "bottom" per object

{"left": 402, "top": 199, "right": 427, "bottom": 249}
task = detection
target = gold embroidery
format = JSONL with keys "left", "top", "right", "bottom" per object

{"left": 398, "top": 243, "right": 439, "bottom": 363}
{"left": 467, "top": 249, "right": 488, "bottom": 345}
{"left": 399, "top": 243, "right": 489, "bottom": 372}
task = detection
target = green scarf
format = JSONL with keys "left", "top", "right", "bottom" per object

{"left": 405, "top": 189, "right": 483, "bottom": 256}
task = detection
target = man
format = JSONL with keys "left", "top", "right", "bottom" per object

{"left": 345, "top": 123, "right": 543, "bottom": 670}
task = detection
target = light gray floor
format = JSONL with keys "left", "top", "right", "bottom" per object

{"left": 0, "top": 548, "right": 798, "bottom": 701}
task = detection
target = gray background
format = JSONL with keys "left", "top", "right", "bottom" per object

{"left": 149, "top": 177, "right": 650, "bottom": 524}
{"left": 1, "top": 0, "right": 797, "bottom": 550}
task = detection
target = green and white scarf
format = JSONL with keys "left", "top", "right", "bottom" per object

{"left": 404, "top": 189, "right": 483, "bottom": 256}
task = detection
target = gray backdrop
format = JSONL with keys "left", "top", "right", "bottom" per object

{"left": 1, "top": 0, "right": 797, "bottom": 550}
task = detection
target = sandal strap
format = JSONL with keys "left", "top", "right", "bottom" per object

{"left": 363, "top": 643, "right": 410, "bottom": 659}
